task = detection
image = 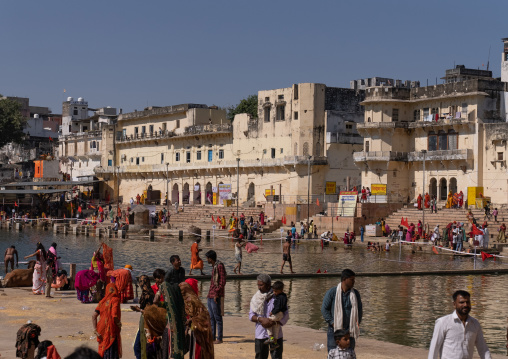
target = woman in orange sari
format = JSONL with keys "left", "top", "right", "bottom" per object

{"left": 189, "top": 238, "right": 204, "bottom": 275}
{"left": 93, "top": 283, "right": 122, "bottom": 359}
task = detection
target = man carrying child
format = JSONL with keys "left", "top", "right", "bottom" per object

{"left": 249, "top": 274, "right": 289, "bottom": 359}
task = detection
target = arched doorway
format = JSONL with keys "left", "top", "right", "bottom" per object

{"left": 429, "top": 178, "right": 437, "bottom": 198}
{"left": 193, "top": 183, "right": 201, "bottom": 204}
{"left": 183, "top": 183, "right": 190, "bottom": 204}
{"left": 449, "top": 177, "right": 457, "bottom": 194}
{"left": 205, "top": 182, "right": 213, "bottom": 204}
{"left": 439, "top": 178, "right": 447, "bottom": 200}
{"left": 247, "top": 182, "right": 255, "bottom": 201}
{"left": 172, "top": 184, "right": 179, "bottom": 204}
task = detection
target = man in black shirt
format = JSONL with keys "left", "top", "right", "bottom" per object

{"left": 164, "top": 255, "right": 185, "bottom": 285}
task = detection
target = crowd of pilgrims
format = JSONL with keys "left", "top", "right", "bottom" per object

{"left": 17, "top": 241, "right": 216, "bottom": 359}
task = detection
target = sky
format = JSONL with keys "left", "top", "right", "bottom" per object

{"left": 1, "top": 0, "right": 507, "bottom": 115}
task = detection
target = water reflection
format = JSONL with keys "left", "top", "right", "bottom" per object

{"left": 1, "top": 229, "right": 508, "bottom": 353}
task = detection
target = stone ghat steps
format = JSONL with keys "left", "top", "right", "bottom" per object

{"left": 384, "top": 207, "right": 507, "bottom": 231}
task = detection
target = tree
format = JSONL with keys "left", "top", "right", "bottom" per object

{"left": 0, "top": 98, "right": 27, "bottom": 148}
{"left": 227, "top": 95, "right": 258, "bottom": 121}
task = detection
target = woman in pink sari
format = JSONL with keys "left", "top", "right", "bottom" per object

{"left": 75, "top": 269, "right": 100, "bottom": 303}
{"left": 406, "top": 223, "right": 415, "bottom": 242}
{"left": 259, "top": 211, "right": 265, "bottom": 226}
{"left": 24, "top": 242, "right": 47, "bottom": 295}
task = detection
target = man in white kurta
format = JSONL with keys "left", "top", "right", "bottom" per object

{"left": 428, "top": 290, "right": 491, "bottom": 359}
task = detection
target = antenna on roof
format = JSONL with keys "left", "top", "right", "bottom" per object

{"left": 487, "top": 46, "right": 491, "bottom": 71}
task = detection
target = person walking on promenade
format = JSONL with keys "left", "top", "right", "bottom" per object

{"left": 428, "top": 290, "right": 491, "bottom": 359}
{"left": 4, "top": 245, "right": 18, "bottom": 273}
{"left": 280, "top": 237, "right": 295, "bottom": 274}
{"left": 321, "top": 269, "right": 363, "bottom": 353}
{"left": 249, "top": 274, "right": 289, "bottom": 359}
{"left": 93, "top": 283, "right": 122, "bottom": 359}
{"left": 189, "top": 238, "right": 205, "bottom": 275}
{"left": 205, "top": 250, "right": 226, "bottom": 344}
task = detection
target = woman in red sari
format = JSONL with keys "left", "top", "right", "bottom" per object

{"left": 424, "top": 193, "right": 430, "bottom": 209}
{"left": 93, "top": 283, "right": 122, "bottom": 359}
{"left": 417, "top": 194, "right": 423, "bottom": 210}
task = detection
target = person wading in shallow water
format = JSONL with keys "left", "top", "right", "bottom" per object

{"left": 280, "top": 237, "right": 295, "bottom": 274}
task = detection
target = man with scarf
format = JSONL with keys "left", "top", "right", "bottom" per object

{"left": 205, "top": 250, "right": 226, "bottom": 344}
{"left": 321, "top": 269, "right": 362, "bottom": 353}
{"left": 249, "top": 274, "right": 289, "bottom": 359}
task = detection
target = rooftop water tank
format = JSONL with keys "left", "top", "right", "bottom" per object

{"left": 77, "top": 97, "right": 84, "bottom": 102}
{"left": 67, "top": 97, "right": 73, "bottom": 102}
{"left": 34, "top": 114, "right": 39, "bottom": 119}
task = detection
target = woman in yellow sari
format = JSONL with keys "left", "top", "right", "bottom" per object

{"left": 446, "top": 191, "right": 453, "bottom": 208}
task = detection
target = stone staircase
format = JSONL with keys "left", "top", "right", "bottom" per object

{"left": 121, "top": 204, "right": 282, "bottom": 233}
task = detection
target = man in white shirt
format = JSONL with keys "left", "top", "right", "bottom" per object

{"left": 428, "top": 290, "right": 491, "bottom": 359}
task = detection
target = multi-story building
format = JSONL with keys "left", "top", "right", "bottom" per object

{"left": 58, "top": 97, "right": 117, "bottom": 182}
{"left": 94, "top": 83, "right": 366, "bottom": 205}
{"left": 355, "top": 42, "right": 508, "bottom": 204}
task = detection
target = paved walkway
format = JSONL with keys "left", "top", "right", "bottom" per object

{"left": 0, "top": 287, "right": 502, "bottom": 358}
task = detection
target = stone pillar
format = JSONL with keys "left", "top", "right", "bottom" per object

{"left": 149, "top": 230, "right": 155, "bottom": 241}
{"left": 73, "top": 226, "right": 79, "bottom": 235}
{"left": 15, "top": 223, "right": 21, "bottom": 231}
{"left": 84, "top": 227, "right": 89, "bottom": 236}
{"left": 53, "top": 225, "right": 58, "bottom": 234}
{"left": 96, "top": 228, "right": 101, "bottom": 237}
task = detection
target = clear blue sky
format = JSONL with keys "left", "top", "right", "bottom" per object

{"left": 1, "top": 0, "right": 506, "bottom": 114}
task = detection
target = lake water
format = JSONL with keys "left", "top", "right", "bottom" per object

{"left": 2, "top": 228, "right": 508, "bottom": 354}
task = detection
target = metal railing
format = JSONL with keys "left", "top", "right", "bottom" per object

{"left": 407, "top": 149, "right": 472, "bottom": 161}
{"left": 353, "top": 151, "right": 408, "bottom": 162}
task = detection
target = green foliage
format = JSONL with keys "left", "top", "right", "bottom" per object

{"left": 0, "top": 98, "right": 27, "bottom": 148}
{"left": 227, "top": 95, "right": 258, "bottom": 121}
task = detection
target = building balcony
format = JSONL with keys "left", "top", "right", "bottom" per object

{"left": 353, "top": 151, "right": 408, "bottom": 162}
{"left": 356, "top": 122, "right": 409, "bottom": 134}
{"left": 94, "top": 155, "right": 328, "bottom": 177}
{"left": 116, "top": 124, "right": 233, "bottom": 144}
{"left": 59, "top": 130, "right": 101, "bottom": 141}
{"left": 326, "top": 132, "right": 363, "bottom": 145}
{"left": 407, "top": 149, "right": 473, "bottom": 161}
{"left": 116, "top": 130, "right": 176, "bottom": 143}
{"left": 408, "top": 117, "right": 474, "bottom": 129}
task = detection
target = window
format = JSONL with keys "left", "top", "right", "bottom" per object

{"left": 462, "top": 103, "right": 468, "bottom": 116}
{"left": 149, "top": 125, "right": 154, "bottom": 134}
{"left": 271, "top": 148, "right": 276, "bottom": 159}
{"left": 73, "top": 109, "right": 78, "bottom": 116}
{"left": 97, "top": 142, "right": 99, "bottom": 151}
{"left": 303, "top": 142, "right": 309, "bottom": 156}
{"left": 108, "top": 159, "right": 112, "bottom": 166}
{"left": 264, "top": 107, "right": 270, "bottom": 122}
{"left": 161, "top": 153, "right": 164, "bottom": 164}
{"left": 428, "top": 131, "right": 437, "bottom": 151}
{"left": 130, "top": 158, "right": 134, "bottom": 163}
{"left": 438, "top": 130, "right": 447, "bottom": 150}
{"left": 122, "top": 129, "right": 126, "bottom": 137}
{"left": 365, "top": 141, "right": 370, "bottom": 152}
{"left": 265, "top": 97, "right": 270, "bottom": 102}
{"left": 83, "top": 126, "right": 88, "bottom": 131}
{"left": 186, "top": 152, "right": 191, "bottom": 163}
{"left": 142, "top": 157, "right": 145, "bottom": 162}
{"left": 196, "top": 151, "right": 201, "bottom": 160}
{"left": 208, "top": 150, "right": 213, "bottom": 162}
{"left": 136, "top": 157, "right": 139, "bottom": 165}
{"left": 423, "top": 108, "right": 429, "bottom": 117}
{"left": 176, "top": 120, "right": 180, "bottom": 129}
{"left": 294, "top": 111, "right": 298, "bottom": 120}
{"left": 498, "top": 152, "right": 504, "bottom": 161}
{"left": 175, "top": 153, "right": 180, "bottom": 161}
{"left": 276, "top": 105, "right": 285, "bottom": 121}
{"left": 280, "top": 148, "right": 283, "bottom": 154}
{"left": 392, "top": 108, "right": 399, "bottom": 122}
{"left": 278, "top": 94, "right": 284, "bottom": 100}
{"left": 162, "top": 123, "right": 167, "bottom": 131}
{"left": 134, "top": 127, "right": 139, "bottom": 135}
{"left": 218, "top": 149, "right": 224, "bottom": 159}
{"left": 414, "top": 110, "right": 420, "bottom": 121}
{"left": 294, "top": 84, "right": 299, "bottom": 100}
{"left": 448, "top": 130, "right": 458, "bottom": 150}
{"left": 141, "top": 126, "right": 146, "bottom": 134}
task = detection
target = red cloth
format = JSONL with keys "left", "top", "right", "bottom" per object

{"left": 245, "top": 242, "right": 259, "bottom": 253}
{"left": 107, "top": 268, "right": 133, "bottom": 303}
{"left": 432, "top": 246, "right": 439, "bottom": 255}
{"left": 481, "top": 251, "right": 494, "bottom": 261}
{"left": 471, "top": 225, "right": 483, "bottom": 236}
{"left": 185, "top": 278, "right": 199, "bottom": 295}
{"left": 46, "top": 345, "right": 61, "bottom": 359}
{"left": 401, "top": 217, "right": 409, "bottom": 228}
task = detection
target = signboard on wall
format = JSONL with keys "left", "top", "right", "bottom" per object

{"left": 213, "top": 192, "right": 217, "bottom": 205}
{"left": 265, "top": 189, "right": 275, "bottom": 197}
{"left": 218, "top": 184, "right": 232, "bottom": 205}
{"left": 338, "top": 191, "right": 358, "bottom": 217}
{"left": 325, "top": 182, "right": 336, "bottom": 195}
{"left": 371, "top": 184, "right": 387, "bottom": 195}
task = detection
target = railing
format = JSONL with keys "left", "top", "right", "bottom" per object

{"left": 184, "top": 123, "right": 232, "bottom": 135}
{"left": 408, "top": 117, "right": 473, "bottom": 128}
{"left": 116, "top": 130, "right": 176, "bottom": 143}
{"left": 353, "top": 151, "right": 408, "bottom": 162}
{"left": 357, "top": 122, "right": 409, "bottom": 130}
{"left": 407, "top": 149, "right": 472, "bottom": 161}
{"left": 59, "top": 130, "right": 101, "bottom": 140}
{"left": 326, "top": 132, "right": 363, "bottom": 144}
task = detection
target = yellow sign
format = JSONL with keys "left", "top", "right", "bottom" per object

{"left": 371, "top": 184, "right": 387, "bottom": 195}
{"left": 213, "top": 192, "right": 217, "bottom": 205}
{"left": 468, "top": 187, "right": 484, "bottom": 207}
{"left": 265, "top": 189, "right": 275, "bottom": 197}
{"left": 325, "top": 182, "right": 336, "bottom": 195}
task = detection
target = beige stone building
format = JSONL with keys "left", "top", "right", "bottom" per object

{"left": 94, "top": 83, "right": 365, "bottom": 206}
{"left": 354, "top": 59, "right": 508, "bottom": 205}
